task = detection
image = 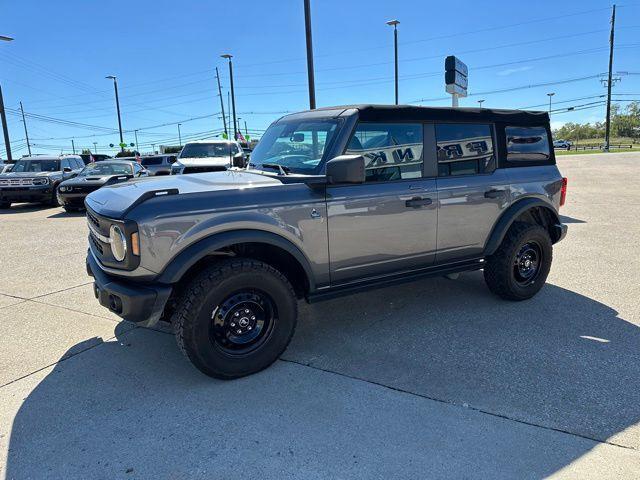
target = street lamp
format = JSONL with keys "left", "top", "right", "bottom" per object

{"left": 0, "top": 35, "right": 14, "bottom": 161}
{"left": 105, "top": 75, "right": 124, "bottom": 151}
{"left": 177, "top": 123, "right": 182, "bottom": 146}
{"left": 547, "top": 92, "right": 555, "bottom": 113}
{"left": 477, "top": 99, "right": 485, "bottom": 109}
{"left": 221, "top": 54, "right": 238, "bottom": 140}
{"left": 386, "top": 20, "right": 400, "bottom": 105}
{"left": 93, "top": 141, "right": 98, "bottom": 153}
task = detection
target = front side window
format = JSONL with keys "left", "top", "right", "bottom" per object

{"left": 141, "top": 156, "right": 163, "bottom": 166}
{"left": 506, "top": 126, "right": 551, "bottom": 162}
{"left": 250, "top": 119, "right": 339, "bottom": 174}
{"left": 345, "top": 122, "right": 423, "bottom": 182}
{"left": 12, "top": 159, "right": 60, "bottom": 173}
{"left": 436, "top": 124, "right": 495, "bottom": 177}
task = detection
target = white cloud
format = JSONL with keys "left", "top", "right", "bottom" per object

{"left": 497, "top": 65, "right": 533, "bottom": 76}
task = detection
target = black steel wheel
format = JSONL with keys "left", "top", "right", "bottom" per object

{"left": 210, "top": 290, "right": 277, "bottom": 356}
{"left": 484, "top": 222, "right": 553, "bottom": 301}
{"left": 172, "top": 258, "right": 298, "bottom": 379}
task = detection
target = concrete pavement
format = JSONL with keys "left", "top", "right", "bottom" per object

{"left": 1, "top": 152, "right": 639, "bottom": 479}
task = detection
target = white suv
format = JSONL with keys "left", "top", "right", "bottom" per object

{"left": 171, "top": 140, "right": 245, "bottom": 175}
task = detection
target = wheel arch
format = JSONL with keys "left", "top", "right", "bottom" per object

{"left": 156, "top": 229, "right": 316, "bottom": 295}
{"left": 484, "top": 197, "right": 561, "bottom": 256}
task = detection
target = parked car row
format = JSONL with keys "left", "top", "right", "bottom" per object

{"left": 0, "top": 141, "right": 248, "bottom": 211}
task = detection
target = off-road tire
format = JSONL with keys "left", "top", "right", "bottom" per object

{"left": 484, "top": 222, "right": 552, "bottom": 301}
{"left": 0, "top": 201, "right": 10, "bottom": 209}
{"left": 50, "top": 185, "right": 60, "bottom": 207}
{"left": 63, "top": 206, "right": 81, "bottom": 213}
{"left": 172, "top": 258, "right": 298, "bottom": 379}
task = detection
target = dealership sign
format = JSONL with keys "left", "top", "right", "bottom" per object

{"left": 445, "top": 56, "right": 468, "bottom": 101}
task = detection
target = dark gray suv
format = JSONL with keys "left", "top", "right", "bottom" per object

{"left": 85, "top": 105, "right": 568, "bottom": 379}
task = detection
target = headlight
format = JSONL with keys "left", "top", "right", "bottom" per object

{"left": 60, "top": 185, "right": 68, "bottom": 192}
{"left": 32, "top": 177, "right": 49, "bottom": 186}
{"left": 109, "top": 224, "right": 127, "bottom": 261}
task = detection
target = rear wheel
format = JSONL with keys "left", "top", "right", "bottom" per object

{"left": 50, "top": 186, "right": 60, "bottom": 206}
{"left": 172, "top": 258, "right": 298, "bottom": 379}
{"left": 484, "top": 222, "right": 552, "bottom": 301}
{"left": 63, "top": 205, "right": 81, "bottom": 213}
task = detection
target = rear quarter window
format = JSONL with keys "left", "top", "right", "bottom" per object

{"left": 505, "top": 126, "right": 552, "bottom": 163}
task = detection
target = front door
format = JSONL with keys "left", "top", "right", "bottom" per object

{"left": 326, "top": 122, "right": 438, "bottom": 284}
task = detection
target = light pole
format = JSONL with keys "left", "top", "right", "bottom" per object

{"left": 105, "top": 75, "right": 124, "bottom": 151}
{"left": 177, "top": 123, "right": 182, "bottom": 146}
{"left": 221, "top": 54, "right": 238, "bottom": 139}
{"left": 386, "top": 19, "right": 400, "bottom": 105}
{"left": 477, "top": 99, "right": 485, "bottom": 109}
{"left": 0, "top": 35, "right": 14, "bottom": 161}
{"left": 547, "top": 92, "right": 555, "bottom": 113}
{"left": 303, "top": 0, "right": 316, "bottom": 109}
{"left": 93, "top": 141, "right": 98, "bottom": 153}
{"left": 151, "top": 143, "right": 156, "bottom": 154}
{"left": 134, "top": 129, "right": 139, "bottom": 153}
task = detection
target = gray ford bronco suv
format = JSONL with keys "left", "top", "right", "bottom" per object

{"left": 85, "top": 105, "right": 568, "bottom": 379}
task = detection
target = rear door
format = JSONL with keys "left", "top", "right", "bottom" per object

{"left": 434, "top": 123, "right": 510, "bottom": 263}
{"left": 326, "top": 122, "right": 438, "bottom": 284}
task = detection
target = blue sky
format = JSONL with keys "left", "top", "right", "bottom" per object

{"left": 1, "top": 0, "right": 639, "bottom": 157}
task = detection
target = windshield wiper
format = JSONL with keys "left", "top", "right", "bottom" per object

{"left": 261, "top": 163, "right": 290, "bottom": 175}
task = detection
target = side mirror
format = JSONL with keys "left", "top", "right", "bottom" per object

{"left": 326, "top": 155, "right": 366, "bottom": 184}
{"left": 232, "top": 153, "right": 245, "bottom": 168}
{"left": 63, "top": 167, "right": 72, "bottom": 173}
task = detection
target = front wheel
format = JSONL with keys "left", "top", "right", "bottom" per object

{"left": 172, "top": 258, "right": 298, "bottom": 379}
{"left": 484, "top": 222, "right": 553, "bottom": 301}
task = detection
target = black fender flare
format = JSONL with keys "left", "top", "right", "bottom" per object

{"left": 156, "top": 229, "right": 315, "bottom": 290}
{"left": 483, "top": 197, "right": 560, "bottom": 256}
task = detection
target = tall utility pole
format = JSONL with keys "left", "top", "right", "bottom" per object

{"left": 244, "top": 120, "right": 248, "bottom": 136}
{"left": 177, "top": 123, "right": 182, "bottom": 146}
{"left": 19, "top": 101, "right": 31, "bottom": 156}
{"left": 71, "top": 139, "right": 76, "bottom": 154}
{"left": 0, "top": 35, "right": 13, "bottom": 161}
{"left": 93, "top": 141, "right": 98, "bottom": 153}
{"left": 303, "top": 0, "right": 316, "bottom": 109}
{"left": 227, "top": 91, "right": 231, "bottom": 137}
{"left": 215, "top": 67, "right": 228, "bottom": 136}
{"left": 386, "top": 20, "right": 400, "bottom": 105}
{"left": 221, "top": 54, "right": 238, "bottom": 139}
{"left": 134, "top": 130, "right": 139, "bottom": 152}
{"left": 604, "top": 4, "right": 616, "bottom": 152}
{"left": 106, "top": 75, "right": 124, "bottom": 152}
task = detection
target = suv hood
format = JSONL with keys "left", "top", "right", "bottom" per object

{"left": 177, "top": 157, "right": 231, "bottom": 167}
{"left": 85, "top": 169, "right": 283, "bottom": 218}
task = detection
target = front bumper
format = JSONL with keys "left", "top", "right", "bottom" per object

{"left": 86, "top": 250, "right": 172, "bottom": 326}
{"left": 0, "top": 185, "right": 53, "bottom": 203}
{"left": 57, "top": 191, "right": 88, "bottom": 207}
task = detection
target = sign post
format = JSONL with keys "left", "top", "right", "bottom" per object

{"left": 445, "top": 56, "right": 468, "bottom": 107}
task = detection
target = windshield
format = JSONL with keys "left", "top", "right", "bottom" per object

{"left": 179, "top": 143, "right": 238, "bottom": 158}
{"left": 249, "top": 119, "right": 339, "bottom": 174}
{"left": 12, "top": 159, "right": 60, "bottom": 173}
{"left": 78, "top": 162, "right": 132, "bottom": 176}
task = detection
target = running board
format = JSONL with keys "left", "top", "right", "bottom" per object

{"left": 306, "top": 259, "right": 484, "bottom": 303}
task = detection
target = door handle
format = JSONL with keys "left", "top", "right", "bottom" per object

{"left": 405, "top": 196, "right": 433, "bottom": 208}
{"left": 484, "top": 189, "right": 507, "bottom": 199}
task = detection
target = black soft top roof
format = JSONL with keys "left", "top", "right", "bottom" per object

{"left": 285, "top": 104, "right": 549, "bottom": 125}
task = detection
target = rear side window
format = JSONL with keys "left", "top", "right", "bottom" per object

{"left": 435, "top": 124, "right": 495, "bottom": 177}
{"left": 141, "top": 156, "right": 163, "bottom": 166}
{"left": 505, "top": 126, "right": 551, "bottom": 162}
{"left": 345, "top": 122, "right": 423, "bottom": 182}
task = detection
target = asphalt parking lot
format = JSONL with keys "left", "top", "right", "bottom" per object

{"left": 1, "top": 152, "right": 639, "bottom": 479}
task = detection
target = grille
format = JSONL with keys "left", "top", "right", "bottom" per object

{"left": 86, "top": 210, "right": 101, "bottom": 230}
{"left": 89, "top": 233, "right": 104, "bottom": 255}
{"left": 0, "top": 178, "right": 35, "bottom": 186}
